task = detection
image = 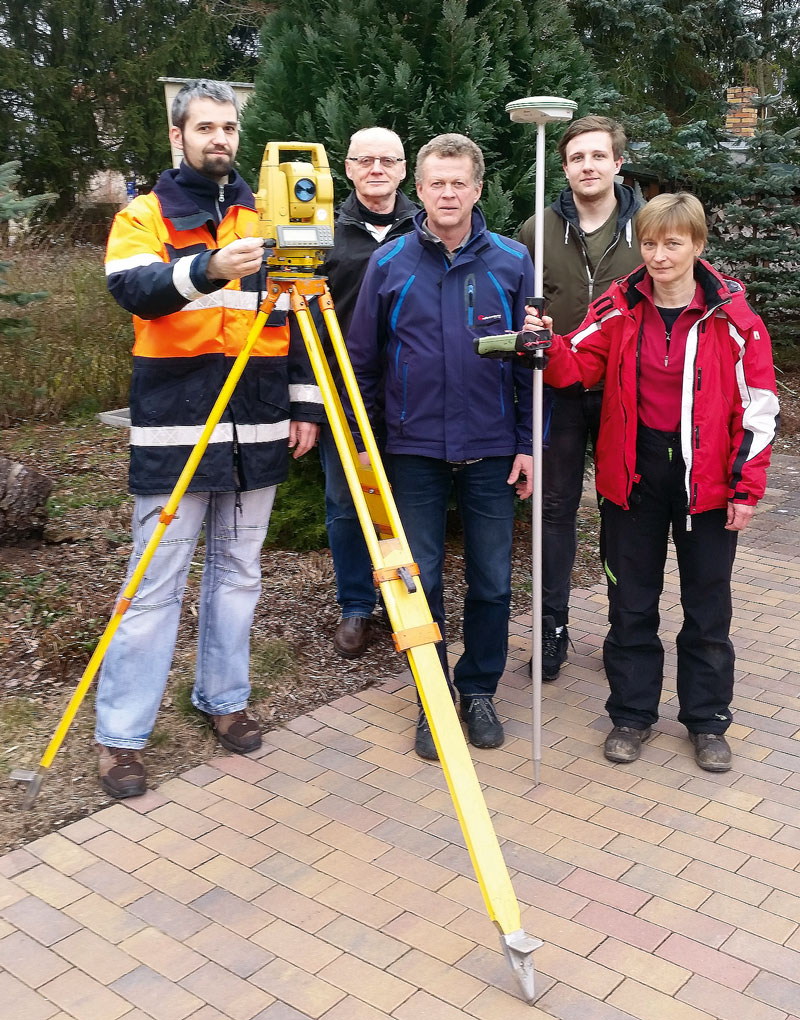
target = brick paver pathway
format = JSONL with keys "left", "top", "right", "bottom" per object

{"left": 2, "top": 455, "right": 798, "bottom": 1019}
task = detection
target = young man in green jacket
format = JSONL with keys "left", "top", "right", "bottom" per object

{"left": 518, "top": 115, "right": 642, "bottom": 682}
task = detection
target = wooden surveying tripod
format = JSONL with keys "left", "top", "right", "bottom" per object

{"left": 282, "top": 272, "right": 543, "bottom": 1002}
{"left": 14, "top": 265, "right": 543, "bottom": 1004}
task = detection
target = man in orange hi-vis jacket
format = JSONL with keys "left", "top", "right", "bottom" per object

{"left": 96, "top": 79, "right": 324, "bottom": 799}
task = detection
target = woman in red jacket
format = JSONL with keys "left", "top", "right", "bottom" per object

{"left": 526, "top": 192, "right": 779, "bottom": 772}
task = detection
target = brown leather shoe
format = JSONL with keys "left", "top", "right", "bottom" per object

{"left": 97, "top": 744, "right": 147, "bottom": 799}
{"left": 208, "top": 709, "right": 262, "bottom": 754}
{"left": 333, "top": 617, "right": 370, "bottom": 658}
{"left": 691, "top": 732, "right": 732, "bottom": 772}
{"left": 604, "top": 725, "right": 652, "bottom": 763}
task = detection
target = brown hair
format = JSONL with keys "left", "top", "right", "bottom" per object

{"left": 415, "top": 133, "right": 485, "bottom": 186}
{"left": 637, "top": 192, "right": 708, "bottom": 248}
{"left": 558, "top": 116, "right": 627, "bottom": 162}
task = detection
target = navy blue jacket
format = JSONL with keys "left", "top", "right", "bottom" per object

{"left": 348, "top": 208, "right": 535, "bottom": 461}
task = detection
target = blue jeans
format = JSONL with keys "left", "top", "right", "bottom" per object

{"left": 542, "top": 386, "right": 603, "bottom": 627}
{"left": 95, "top": 488, "right": 276, "bottom": 749}
{"left": 385, "top": 454, "right": 515, "bottom": 698}
{"left": 319, "top": 423, "right": 377, "bottom": 619}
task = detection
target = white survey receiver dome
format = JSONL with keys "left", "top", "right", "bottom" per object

{"left": 505, "top": 96, "right": 577, "bottom": 124}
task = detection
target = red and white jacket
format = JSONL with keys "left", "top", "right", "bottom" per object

{"left": 543, "top": 259, "right": 779, "bottom": 515}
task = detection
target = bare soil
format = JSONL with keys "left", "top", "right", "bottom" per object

{"left": 1, "top": 367, "right": 797, "bottom": 851}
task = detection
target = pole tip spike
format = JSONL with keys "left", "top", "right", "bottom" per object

{"left": 500, "top": 929, "right": 543, "bottom": 1004}
{"left": 19, "top": 771, "right": 45, "bottom": 811}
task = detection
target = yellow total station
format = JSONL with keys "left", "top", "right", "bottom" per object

{"left": 254, "top": 141, "right": 335, "bottom": 273}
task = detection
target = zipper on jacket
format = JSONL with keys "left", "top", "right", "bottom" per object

{"left": 619, "top": 356, "right": 631, "bottom": 503}
{"left": 465, "top": 277, "right": 476, "bottom": 327}
{"left": 575, "top": 226, "right": 622, "bottom": 305}
{"left": 400, "top": 364, "right": 408, "bottom": 432}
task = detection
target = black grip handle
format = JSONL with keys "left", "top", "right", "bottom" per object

{"left": 526, "top": 295, "right": 545, "bottom": 315}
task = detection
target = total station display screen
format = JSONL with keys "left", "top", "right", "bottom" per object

{"left": 278, "top": 226, "right": 319, "bottom": 243}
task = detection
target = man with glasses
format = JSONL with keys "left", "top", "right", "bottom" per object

{"left": 348, "top": 134, "right": 534, "bottom": 759}
{"left": 321, "top": 127, "right": 418, "bottom": 659}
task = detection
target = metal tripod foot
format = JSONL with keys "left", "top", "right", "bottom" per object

{"left": 500, "top": 929, "right": 543, "bottom": 1004}
{"left": 10, "top": 767, "right": 45, "bottom": 810}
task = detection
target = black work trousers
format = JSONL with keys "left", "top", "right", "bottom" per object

{"left": 600, "top": 426, "right": 738, "bottom": 734}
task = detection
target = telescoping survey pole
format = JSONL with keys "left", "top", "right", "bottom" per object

{"left": 506, "top": 97, "right": 576, "bottom": 784}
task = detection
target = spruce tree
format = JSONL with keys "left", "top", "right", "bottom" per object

{"left": 239, "top": 0, "right": 611, "bottom": 232}
{"left": 706, "top": 116, "right": 800, "bottom": 347}
{"left": 567, "top": 0, "right": 758, "bottom": 120}
{"left": 0, "top": 1, "right": 256, "bottom": 212}
{"left": 0, "top": 162, "right": 51, "bottom": 338}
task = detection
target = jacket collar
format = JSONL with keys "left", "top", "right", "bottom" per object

{"left": 152, "top": 162, "right": 254, "bottom": 229}
{"left": 413, "top": 205, "right": 489, "bottom": 258}
{"left": 336, "top": 189, "right": 419, "bottom": 228}
{"left": 622, "top": 258, "right": 749, "bottom": 319}
{"left": 552, "top": 181, "right": 640, "bottom": 235}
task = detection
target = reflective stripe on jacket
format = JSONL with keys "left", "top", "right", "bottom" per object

{"left": 105, "top": 170, "right": 323, "bottom": 494}
{"left": 543, "top": 259, "right": 779, "bottom": 513}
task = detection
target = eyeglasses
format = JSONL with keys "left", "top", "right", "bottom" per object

{"left": 346, "top": 155, "right": 405, "bottom": 168}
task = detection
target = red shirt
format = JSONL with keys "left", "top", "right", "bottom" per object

{"left": 636, "top": 277, "right": 705, "bottom": 432}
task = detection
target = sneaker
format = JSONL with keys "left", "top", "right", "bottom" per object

{"left": 691, "top": 732, "right": 732, "bottom": 772}
{"left": 207, "top": 709, "right": 262, "bottom": 754}
{"left": 414, "top": 708, "right": 438, "bottom": 760}
{"left": 603, "top": 725, "right": 652, "bottom": 763}
{"left": 460, "top": 696, "right": 505, "bottom": 749}
{"left": 542, "top": 616, "right": 569, "bottom": 681}
{"left": 97, "top": 744, "right": 147, "bottom": 799}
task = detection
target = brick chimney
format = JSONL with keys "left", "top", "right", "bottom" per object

{"left": 725, "top": 86, "right": 758, "bottom": 137}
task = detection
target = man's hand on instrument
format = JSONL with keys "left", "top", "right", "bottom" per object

{"left": 207, "top": 237, "right": 266, "bottom": 281}
{"left": 289, "top": 421, "right": 319, "bottom": 459}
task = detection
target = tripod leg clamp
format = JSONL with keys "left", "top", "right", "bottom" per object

{"left": 373, "top": 563, "right": 420, "bottom": 591}
{"left": 392, "top": 622, "right": 442, "bottom": 652}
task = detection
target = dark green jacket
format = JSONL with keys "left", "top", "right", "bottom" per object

{"left": 518, "top": 182, "right": 642, "bottom": 334}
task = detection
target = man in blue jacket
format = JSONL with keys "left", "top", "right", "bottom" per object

{"left": 348, "top": 133, "right": 534, "bottom": 759}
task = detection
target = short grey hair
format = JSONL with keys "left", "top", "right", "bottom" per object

{"left": 347, "top": 127, "right": 404, "bottom": 159}
{"left": 171, "top": 79, "right": 240, "bottom": 131}
{"left": 415, "top": 133, "right": 484, "bottom": 186}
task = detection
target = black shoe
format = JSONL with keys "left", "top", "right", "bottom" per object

{"left": 604, "top": 725, "right": 652, "bottom": 763}
{"left": 333, "top": 617, "right": 371, "bottom": 658}
{"left": 414, "top": 708, "right": 438, "bottom": 760}
{"left": 691, "top": 732, "right": 732, "bottom": 772}
{"left": 460, "top": 696, "right": 504, "bottom": 749}
{"left": 542, "top": 616, "right": 568, "bottom": 681}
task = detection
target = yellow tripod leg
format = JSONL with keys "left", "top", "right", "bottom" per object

{"left": 290, "top": 284, "right": 542, "bottom": 1003}
{"left": 17, "top": 285, "right": 283, "bottom": 810}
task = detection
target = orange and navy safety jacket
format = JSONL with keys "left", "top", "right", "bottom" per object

{"left": 543, "top": 259, "right": 779, "bottom": 519}
{"left": 105, "top": 165, "right": 324, "bottom": 495}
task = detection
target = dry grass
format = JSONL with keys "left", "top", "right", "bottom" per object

{"left": 0, "top": 245, "right": 131, "bottom": 425}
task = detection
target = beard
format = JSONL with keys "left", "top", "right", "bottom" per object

{"left": 198, "top": 151, "right": 234, "bottom": 178}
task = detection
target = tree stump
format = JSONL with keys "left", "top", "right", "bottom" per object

{"left": 0, "top": 456, "right": 53, "bottom": 544}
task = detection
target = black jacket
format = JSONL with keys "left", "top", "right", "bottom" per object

{"left": 323, "top": 189, "right": 419, "bottom": 335}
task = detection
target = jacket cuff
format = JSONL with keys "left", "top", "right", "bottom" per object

{"left": 729, "top": 487, "right": 757, "bottom": 505}
{"left": 185, "top": 251, "right": 226, "bottom": 296}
